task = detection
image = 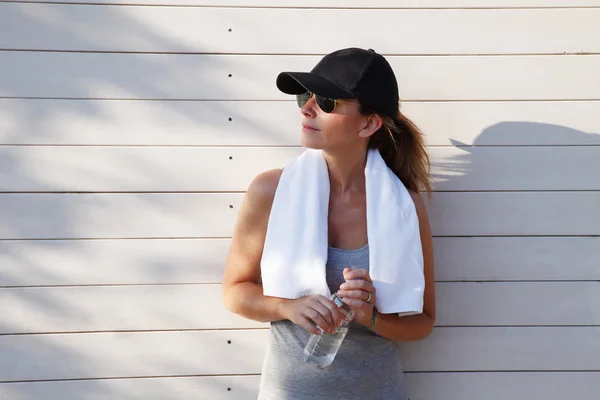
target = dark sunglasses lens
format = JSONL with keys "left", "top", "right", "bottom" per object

{"left": 296, "top": 92, "right": 310, "bottom": 108}
{"left": 316, "top": 95, "right": 336, "bottom": 113}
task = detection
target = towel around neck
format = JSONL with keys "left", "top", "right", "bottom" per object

{"left": 260, "top": 148, "right": 425, "bottom": 316}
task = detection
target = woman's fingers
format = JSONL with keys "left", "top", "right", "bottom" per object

{"left": 341, "top": 297, "right": 364, "bottom": 308}
{"left": 289, "top": 295, "right": 348, "bottom": 334}
{"left": 338, "top": 289, "right": 376, "bottom": 303}
{"left": 339, "top": 269, "right": 378, "bottom": 325}
{"left": 339, "top": 269, "right": 377, "bottom": 309}
{"left": 339, "top": 279, "right": 375, "bottom": 295}
{"left": 298, "top": 315, "right": 323, "bottom": 335}
{"left": 299, "top": 295, "right": 344, "bottom": 333}
{"left": 343, "top": 268, "right": 372, "bottom": 283}
{"left": 317, "top": 296, "right": 342, "bottom": 326}
{"left": 340, "top": 294, "right": 376, "bottom": 307}
{"left": 303, "top": 307, "right": 334, "bottom": 334}
{"left": 338, "top": 288, "right": 369, "bottom": 298}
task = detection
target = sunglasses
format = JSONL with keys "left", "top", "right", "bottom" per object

{"left": 296, "top": 91, "right": 360, "bottom": 114}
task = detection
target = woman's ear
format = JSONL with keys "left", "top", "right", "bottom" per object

{"left": 358, "top": 114, "right": 383, "bottom": 139}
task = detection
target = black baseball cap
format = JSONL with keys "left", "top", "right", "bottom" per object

{"left": 276, "top": 47, "right": 399, "bottom": 119}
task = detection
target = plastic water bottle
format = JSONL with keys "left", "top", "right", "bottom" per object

{"left": 303, "top": 292, "right": 355, "bottom": 368}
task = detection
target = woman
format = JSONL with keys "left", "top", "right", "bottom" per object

{"left": 222, "top": 48, "right": 436, "bottom": 400}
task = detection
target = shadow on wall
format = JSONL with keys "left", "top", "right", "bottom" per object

{"left": 400, "top": 122, "right": 600, "bottom": 398}
{"left": 432, "top": 120, "right": 600, "bottom": 193}
{"left": 0, "top": 4, "right": 257, "bottom": 400}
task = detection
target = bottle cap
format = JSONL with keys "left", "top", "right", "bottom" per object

{"left": 332, "top": 293, "right": 345, "bottom": 307}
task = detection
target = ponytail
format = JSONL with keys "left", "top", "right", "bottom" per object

{"left": 364, "top": 106, "right": 433, "bottom": 198}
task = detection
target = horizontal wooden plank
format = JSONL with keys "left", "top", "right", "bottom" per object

{"left": 1, "top": 99, "right": 600, "bottom": 146}
{"left": 1, "top": 282, "right": 598, "bottom": 334}
{"left": 405, "top": 372, "right": 600, "bottom": 400}
{"left": 0, "top": 284, "right": 266, "bottom": 334}
{"left": 1, "top": 237, "right": 599, "bottom": 287}
{"left": 1, "top": 192, "right": 599, "bottom": 239}
{"left": 1, "top": 327, "right": 598, "bottom": 381}
{"left": 434, "top": 237, "right": 600, "bottom": 281}
{"left": 0, "top": 239, "right": 229, "bottom": 286}
{"left": 421, "top": 101, "right": 600, "bottom": 146}
{"left": 5, "top": 0, "right": 600, "bottom": 7}
{"left": 0, "top": 193, "right": 241, "bottom": 239}
{"left": 2, "top": 372, "right": 600, "bottom": 400}
{"left": 425, "top": 192, "right": 600, "bottom": 236}
{"left": 435, "top": 282, "right": 600, "bottom": 326}
{"left": 0, "top": 99, "right": 302, "bottom": 146}
{"left": 2, "top": 53, "right": 600, "bottom": 101}
{"left": 431, "top": 146, "right": 600, "bottom": 191}
{"left": 3, "top": 5, "right": 600, "bottom": 54}
{"left": 0, "top": 375, "right": 261, "bottom": 400}
{"left": 2, "top": 145, "right": 600, "bottom": 192}
{"left": 401, "top": 327, "right": 600, "bottom": 372}
{"left": 0, "top": 376, "right": 262, "bottom": 400}
{"left": 0, "top": 146, "right": 302, "bottom": 192}
{"left": 0, "top": 330, "right": 267, "bottom": 381}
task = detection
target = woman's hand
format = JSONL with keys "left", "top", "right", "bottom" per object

{"left": 279, "top": 295, "right": 342, "bottom": 335}
{"left": 337, "top": 268, "right": 376, "bottom": 327}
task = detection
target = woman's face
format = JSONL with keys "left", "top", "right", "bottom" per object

{"left": 299, "top": 94, "right": 371, "bottom": 151}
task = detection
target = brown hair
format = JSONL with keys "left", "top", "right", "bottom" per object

{"left": 363, "top": 105, "right": 433, "bottom": 198}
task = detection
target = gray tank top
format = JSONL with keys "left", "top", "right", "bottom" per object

{"left": 257, "top": 244, "right": 408, "bottom": 400}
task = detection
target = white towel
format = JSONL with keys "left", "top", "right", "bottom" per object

{"left": 260, "top": 148, "right": 425, "bottom": 316}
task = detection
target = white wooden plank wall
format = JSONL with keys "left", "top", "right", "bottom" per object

{"left": 0, "top": 1, "right": 599, "bottom": 399}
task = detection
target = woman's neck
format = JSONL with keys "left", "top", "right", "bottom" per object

{"left": 322, "top": 147, "right": 367, "bottom": 195}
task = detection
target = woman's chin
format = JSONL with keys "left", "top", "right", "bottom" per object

{"left": 300, "top": 133, "right": 324, "bottom": 149}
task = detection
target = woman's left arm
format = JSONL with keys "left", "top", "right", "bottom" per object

{"left": 338, "top": 191, "right": 436, "bottom": 341}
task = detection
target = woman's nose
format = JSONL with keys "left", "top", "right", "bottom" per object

{"left": 300, "top": 95, "right": 317, "bottom": 118}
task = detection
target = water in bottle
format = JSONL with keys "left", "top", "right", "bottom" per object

{"left": 303, "top": 292, "right": 355, "bottom": 368}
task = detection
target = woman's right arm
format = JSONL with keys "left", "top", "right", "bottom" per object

{"left": 222, "top": 169, "right": 287, "bottom": 323}
{"left": 222, "top": 169, "right": 341, "bottom": 334}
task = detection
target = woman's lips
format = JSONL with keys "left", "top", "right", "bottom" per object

{"left": 302, "top": 124, "right": 319, "bottom": 131}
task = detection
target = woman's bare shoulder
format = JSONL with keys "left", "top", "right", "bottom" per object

{"left": 244, "top": 168, "right": 283, "bottom": 211}
{"left": 223, "top": 169, "right": 283, "bottom": 292}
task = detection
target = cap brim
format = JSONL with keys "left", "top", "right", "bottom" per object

{"left": 276, "top": 72, "right": 354, "bottom": 99}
